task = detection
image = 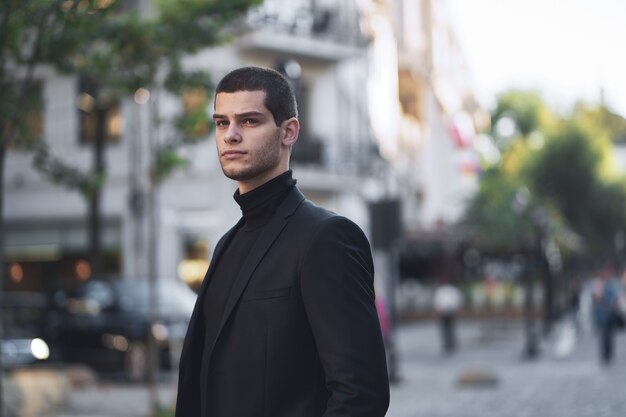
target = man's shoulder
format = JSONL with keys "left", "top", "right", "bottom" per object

{"left": 262, "top": 186, "right": 368, "bottom": 242}
{"left": 296, "top": 197, "right": 336, "bottom": 220}
{"left": 294, "top": 198, "right": 369, "bottom": 244}
{"left": 295, "top": 198, "right": 361, "bottom": 230}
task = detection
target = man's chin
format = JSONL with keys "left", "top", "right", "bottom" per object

{"left": 222, "top": 167, "right": 253, "bottom": 182}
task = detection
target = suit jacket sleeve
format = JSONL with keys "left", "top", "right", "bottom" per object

{"left": 300, "top": 216, "right": 390, "bottom": 417}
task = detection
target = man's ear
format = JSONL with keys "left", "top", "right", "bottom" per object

{"left": 281, "top": 117, "right": 300, "bottom": 147}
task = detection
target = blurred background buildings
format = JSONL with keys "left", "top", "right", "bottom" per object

{"left": 4, "top": 0, "right": 626, "bottom": 374}
{"left": 4, "top": 0, "right": 484, "bottom": 302}
{"left": 3, "top": 1, "right": 626, "bottom": 415}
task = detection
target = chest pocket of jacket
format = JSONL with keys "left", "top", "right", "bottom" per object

{"left": 241, "top": 286, "right": 291, "bottom": 302}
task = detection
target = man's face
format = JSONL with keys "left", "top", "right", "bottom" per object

{"left": 213, "top": 90, "right": 287, "bottom": 193}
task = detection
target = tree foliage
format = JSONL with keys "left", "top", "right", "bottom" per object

{"left": 526, "top": 119, "right": 626, "bottom": 255}
{"left": 574, "top": 102, "right": 626, "bottom": 145}
{"left": 492, "top": 90, "right": 553, "bottom": 138}
{"left": 0, "top": 0, "right": 260, "bottom": 286}
{"left": 1, "top": 0, "right": 261, "bottom": 191}
{"left": 462, "top": 90, "right": 626, "bottom": 262}
{"left": 462, "top": 167, "right": 535, "bottom": 252}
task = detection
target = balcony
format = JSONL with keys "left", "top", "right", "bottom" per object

{"left": 237, "top": 0, "right": 367, "bottom": 62}
{"left": 291, "top": 134, "right": 324, "bottom": 165}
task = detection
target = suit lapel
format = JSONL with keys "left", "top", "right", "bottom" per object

{"left": 179, "top": 218, "right": 243, "bottom": 366}
{"left": 197, "top": 218, "right": 244, "bottom": 299}
{"left": 177, "top": 217, "right": 245, "bottom": 416}
{"left": 209, "top": 187, "right": 306, "bottom": 354}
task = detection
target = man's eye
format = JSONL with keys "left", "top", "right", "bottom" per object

{"left": 242, "top": 119, "right": 258, "bottom": 126}
{"left": 215, "top": 120, "right": 228, "bottom": 127}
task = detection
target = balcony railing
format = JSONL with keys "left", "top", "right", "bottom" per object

{"left": 235, "top": 0, "right": 367, "bottom": 61}
{"left": 245, "top": 0, "right": 365, "bottom": 44}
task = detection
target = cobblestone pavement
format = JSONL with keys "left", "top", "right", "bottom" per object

{"left": 52, "top": 319, "right": 626, "bottom": 417}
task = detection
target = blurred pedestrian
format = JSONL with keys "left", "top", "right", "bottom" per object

{"left": 567, "top": 277, "right": 583, "bottom": 331}
{"left": 591, "top": 264, "right": 624, "bottom": 364}
{"left": 376, "top": 294, "right": 391, "bottom": 346}
{"left": 433, "top": 278, "right": 463, "bottom": 355}
{"left": 175, "top": 66, "right": 389, "bottom": 417}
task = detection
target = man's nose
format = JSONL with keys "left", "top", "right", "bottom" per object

{"left": 224, "top": 124, "right": 242, "bottom": 143}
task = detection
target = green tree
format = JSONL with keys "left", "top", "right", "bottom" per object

{"left": 461, "top": 91, "right": 626, "bottom": 339}
{"left": 0, "top": 0, "right": 259, "bottom": 412}
{"left": 463, "top": 89, "right": 626, "bottom": 264}
{"left": 462, "top": 90, "right": 553, "bottom": 253}
{"left": 463, "top": 166, "right": 535, "bottom": 253}
{"left": 526, "top": 119, "right": 626, "bottom": 257}
{"left": 491, "top": 90, "right": 555, "bottom": 147}
{"left": 574, "top": 101, "right": 626, "bottom": 144}
{"left": 1, "top": 0, "right": 259, "bottom": 268}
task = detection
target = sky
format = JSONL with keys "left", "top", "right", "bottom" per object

{"left": 447, "top": 0, "right": 626, "bottom": 117}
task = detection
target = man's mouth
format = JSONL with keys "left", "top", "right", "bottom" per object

{"left": 221, "top": 150, "right": 246, "bottom": 159}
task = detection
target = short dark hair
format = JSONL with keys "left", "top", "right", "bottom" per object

{"left": 215, "top": 66, "right": 298, "bottom": 126}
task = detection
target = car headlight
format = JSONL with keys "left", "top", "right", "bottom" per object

{"left": 30, "top": 338, "right": 50, "bottom": 360}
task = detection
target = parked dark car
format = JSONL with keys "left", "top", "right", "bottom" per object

{"left": 1, "top": 292, "right": 51, "bottom": 369}
{"left": 0, "top": 337, "right": 50, "bottom": 369}
{"left": 46, "top": 278, "right": 196, "bottom": 380}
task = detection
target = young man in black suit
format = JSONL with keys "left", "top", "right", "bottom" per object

{"left": 175, "top": 66, "right": 389, "bottom": 417}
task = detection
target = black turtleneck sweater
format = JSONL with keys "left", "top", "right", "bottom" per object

{"left": 200, "top": 170, "right": 296, "bottom": 380}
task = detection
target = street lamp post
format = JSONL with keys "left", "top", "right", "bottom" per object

{"left": 512, "top": 188, "right": 540, "bottom": 360}
{"left": 521, "top": 254, "right": 540, "bottom": 360}
{"left": 533, "top": 207, "right": 554, "bottom": 337}
{"left": 369, "top": 199, "right": 402, "bottom": 383}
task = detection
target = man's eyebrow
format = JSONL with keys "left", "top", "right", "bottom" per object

{"left": 212, "top": 111, "right": 265, "bottom": 120}
{"left": 237, "top": 111, "right": 265, "bottom": 118}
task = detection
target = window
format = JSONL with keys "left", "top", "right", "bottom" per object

{"left": 178, "top": 88, "right": 211, "bottom": 139}
{"left": 289, "top": 80, "right": 323, "bottom": 165}
{"left": 77, "top": 77, "right": 122, "bottom": 145}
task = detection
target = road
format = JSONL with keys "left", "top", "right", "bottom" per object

{"left": 46, "top": 318, "right": 626, "bottom": 417}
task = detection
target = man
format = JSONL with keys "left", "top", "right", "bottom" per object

{"left": 432, "top": 277, "right": 462, "bottom": 355}
{"left": 175, "top": 66, "right": 389, "bottom": 417}
{"left": 591, "top": 265, "right": 623, "bottom": 364}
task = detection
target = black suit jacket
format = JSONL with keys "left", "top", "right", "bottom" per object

{"left": 176, "top": 187, "right": 389, "bottom": 417}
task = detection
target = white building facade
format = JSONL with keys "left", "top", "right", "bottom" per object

{"left": 5, "top": 0, "right": 386, "bottom": 290}
{"left": 5, "top": 0, "right": 486, "bottom": 294}
{"left": 368, "top": 0, "right": 485, "bottom": 234}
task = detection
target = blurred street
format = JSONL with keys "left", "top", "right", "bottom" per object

{"left": 3, "top": 1, "right": 626, "bottom": 417}
{"left": 388, "top": 319, "right": 626, "bottom": 417}
{"left": 44, "top": 318, "right": 626, "bottom": 417}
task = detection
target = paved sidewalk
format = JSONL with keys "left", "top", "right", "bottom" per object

{"left": 387, "top": 319, "right": 626, "bottom": 417}
{"left": 57, "top": 380, "right": 177, "bottom": 417}
{"left": 51, "top": 319, "right": 626, "bottom": 417}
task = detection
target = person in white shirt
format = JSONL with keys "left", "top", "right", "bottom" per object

{"left": 433, "top": 279, "right": 463, "bottom": 355}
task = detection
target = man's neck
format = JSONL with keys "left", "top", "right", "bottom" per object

{"left": 237, "top": 168, "right": 290, "bottom": 194}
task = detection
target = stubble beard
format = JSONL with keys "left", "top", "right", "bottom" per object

{"left": 220, "top": 130, "right": 282, "bottom": 182}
